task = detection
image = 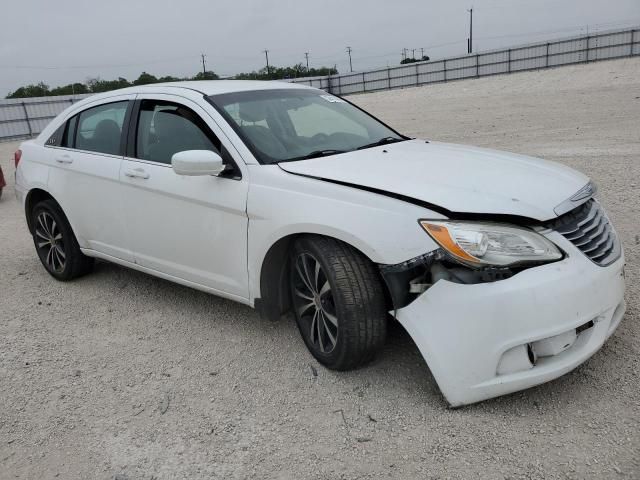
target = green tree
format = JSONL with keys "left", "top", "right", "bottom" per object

{"left": 192, "top": 71, "right": 219, "bottom": 80}
{"left": 133, "top": 72, "right": 158, "bottom": 85}
{"left": 400, "top": 55, "right": 429, "bottom": 65}
{"left": 49, "top": 83, "right": 90, "bottom": 96}
{"left": 235, "top": 64, "right": 337, "bottom": 80}
{"left": 87, "top": 77, "right": 131, "bottom": 93}
{"left": 157, "top": 75, "right": 182, "bottom": 82}
{"left": 6, "top": 82, "right": 50, "bottom": 98}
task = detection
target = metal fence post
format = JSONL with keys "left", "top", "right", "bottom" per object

{"left": 21, "top": 102, "right": 33, "bottom": 137}
{"left": 585, "top": 36, "right": 590, "bottom": 63}
{"left": 337, "top": 75, "right": 342, "bottom": 95}
{"left": 476, "top": 54, "right": 480, "bottom": 77}
{"left": 362, "top": 72, "right": 366, "bottom": 92}
{"left": 545, "top": 42, "right": 550, "bottom": 67}
{"left": 415, "top": 64, "right": 420, "bottom": 86}
{"left": 387, "top": 68, "right": 391, "bottom": 89}
{"left": 507, "top": 49, "right": 511, "bottom": 73}
{"left": 443, "top": 59, "right": 447, "bottom": 82}
{"left": 630, "top": 30, "right": 636, "bottom": 57}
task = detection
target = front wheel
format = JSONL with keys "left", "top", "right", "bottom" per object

{"left": 290, "top": 235, "right": 387, "bottom": 370}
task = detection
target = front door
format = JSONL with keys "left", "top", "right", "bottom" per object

{"left": 119, "top": 95, "right": 249, "bottom": 300}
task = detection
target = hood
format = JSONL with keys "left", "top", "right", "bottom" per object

{"left": 278, "top": 140, "right": 590, "bottom": 221}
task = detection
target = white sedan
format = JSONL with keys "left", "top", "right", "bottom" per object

{"left": 14, "top": 81, "right": 625, "bottom": 406}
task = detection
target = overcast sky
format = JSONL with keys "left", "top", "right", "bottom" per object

{"left": 1, "top": 0, "right": 639, "bottom": 96}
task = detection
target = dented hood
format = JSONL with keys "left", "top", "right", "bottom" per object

{"left": 278, "top": 140, "right": 590, "bottom": 221}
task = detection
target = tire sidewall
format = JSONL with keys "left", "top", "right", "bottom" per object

{"left": 290, "top": 237, "right": 350, "bottom": 367}
{"left": 32, "top": 201, "right": 76, "bottom": 280}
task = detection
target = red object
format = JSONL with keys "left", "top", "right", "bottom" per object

{"left": 14, "top": 149, "right": 22, "bottom": 168}
{"left": 0, "top": 165, "right": 6, "bottom": 189}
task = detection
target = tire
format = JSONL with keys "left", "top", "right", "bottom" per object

{"left": 290, "top": 235, "right": 387, "bottom": 370}
{"left": 31, "top": 199, "right": 94, "bottom": 281}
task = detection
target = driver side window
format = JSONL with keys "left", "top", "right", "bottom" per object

{"left": 135, "top": 100, "right": 221, "bottom": 165}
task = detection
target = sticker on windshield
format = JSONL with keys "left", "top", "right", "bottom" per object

{"left": 320, "top": 95, "right": 345, "bottom": 103}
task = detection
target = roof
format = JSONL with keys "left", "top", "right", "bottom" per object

{"left": 135, "top": 79, "right": 313, "bottom": 96}
{"left": 53, "top": 80, "right": 316, "bottom": 115}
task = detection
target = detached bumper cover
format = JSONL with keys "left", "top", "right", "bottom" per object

{"left": 396, "top": 232, "right": 626, "bottom": 406}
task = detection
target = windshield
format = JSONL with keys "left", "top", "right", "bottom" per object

{"left": 207, "top": 89, "right": 405, "bottom": 164}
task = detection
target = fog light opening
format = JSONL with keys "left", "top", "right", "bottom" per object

{"left": 527, "top": 343, "right": 537, "bottom": 366}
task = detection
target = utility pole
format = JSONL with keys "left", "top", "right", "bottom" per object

{"left": 420, "top": 47, "right": 425, "bottom": 59}
{"left": 402, "top": 48, "right": 407, "bottom": 62}
{"left": 263, "top": 50, "right": 270, "bottom": 76}
{"left": 304, "top": 52, "right": 309, "bottom": 72}
{"left": 346, "top": 46, "right": 353, "bottom": 72}
{"left": 201, "top": 54, "right": 207, "bottom": 75}
{"left": 467, "top": 7, "right": 473, "bottom": 53}
{"left": 411, "top": 48, "right": 416, "bottom": 59}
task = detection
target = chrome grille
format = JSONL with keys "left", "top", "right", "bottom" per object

{"left": 547, "top": 199, "right": 621, "bottom": 267}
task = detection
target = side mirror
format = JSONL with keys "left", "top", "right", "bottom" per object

{"left": 171, "top": 150, "right": 226, "bottom": 176}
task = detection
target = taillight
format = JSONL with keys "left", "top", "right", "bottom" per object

{"left": 14, "top": 149, "right": 22, "bottom": 168}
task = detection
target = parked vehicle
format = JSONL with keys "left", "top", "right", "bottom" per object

{"left": 14, "top": 81, "right": 625, "bottom": 406}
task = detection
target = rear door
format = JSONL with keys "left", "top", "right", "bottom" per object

{"left": 119, "top": 94, "right": 249, "bottom": 299}
{"left": 46, "top": 96, "right": 135, "bottom": 261}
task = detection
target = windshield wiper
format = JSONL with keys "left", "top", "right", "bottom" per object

{"left": 356, "top": 136, "right": 404, "bottom": 150}
{"left": 285, "top": 149, "right": 347, "bottom": 161}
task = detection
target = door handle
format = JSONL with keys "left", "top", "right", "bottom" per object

{"left": 55, "top": 155, "right": 73, "bottom": 164}
{"left": 124, "top": 168, "right": 150, "bottom": 179}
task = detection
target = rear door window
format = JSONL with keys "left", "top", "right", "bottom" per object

{"left": 75, "top": 101, "right": 129, "bottom": 155}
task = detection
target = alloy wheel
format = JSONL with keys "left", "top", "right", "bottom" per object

{"left": 35, "top": 211, "right": 66, "bottom": 273}
{"left": 292, "top": 253, "right": 339, "bottom": 354}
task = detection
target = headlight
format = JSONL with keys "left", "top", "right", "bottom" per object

{"left": 419, "top": 220, "right": 562, "bottom": 267}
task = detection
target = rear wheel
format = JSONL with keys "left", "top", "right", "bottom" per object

{"left": 31, "top": 199, "right": 94, "bottom": 281}
{"left": 290, "top": 235, "right": 387, "bottom": 370}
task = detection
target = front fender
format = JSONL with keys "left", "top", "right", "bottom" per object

{"left": 246, "top": 165, "right": 443, "bottom": 302}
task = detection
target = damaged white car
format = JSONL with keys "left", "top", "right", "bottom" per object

{"left": 14, "top": 81, "right": 625, "bottom": 406}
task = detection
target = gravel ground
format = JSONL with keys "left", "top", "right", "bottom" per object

{"left": 1, "top": 58, "right": 639, "bottom": 480}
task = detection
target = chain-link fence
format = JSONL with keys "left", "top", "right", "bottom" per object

{"left": 291, "top": 27, "right": 639, "bottom": 95}
{"left": 0, "top": 94, "right": 91, "bottom": 143}
{"left": 1, "top": 27, "right": 638, "bottom": 143}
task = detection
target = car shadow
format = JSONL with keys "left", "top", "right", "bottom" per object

{"left": 88, "top": 259, "right": 626, "bottom": 413}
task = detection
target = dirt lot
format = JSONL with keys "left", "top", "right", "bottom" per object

{"left": 1, "top": 58, "right": 639, "bottom": 480}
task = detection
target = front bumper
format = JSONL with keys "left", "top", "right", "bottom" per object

{"left": 396, "top": 231, "right": 626, "bottom": 407}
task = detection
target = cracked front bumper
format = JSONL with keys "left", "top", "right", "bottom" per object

{"left": 396, "top": 232, "right": 626, "bottom": 407}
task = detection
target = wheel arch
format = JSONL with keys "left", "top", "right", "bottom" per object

{"left": 256, "top": 231, "right": 392, "bottom": 321}
{"left": 24, "top": 188, "right": 57, "bottom": 234}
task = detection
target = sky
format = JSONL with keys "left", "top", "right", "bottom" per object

{"left": 1, "top": 0, "right": 639, "bottom": 97}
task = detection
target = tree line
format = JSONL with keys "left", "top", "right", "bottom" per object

{"left": 235, "top": 64, "right": 337, "bottom": 80}
{"left": 400, "top": 55, "right": 430, "bottom": 64}
{"left": 6, "top": 64, "right": 338, "bottom": 99}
